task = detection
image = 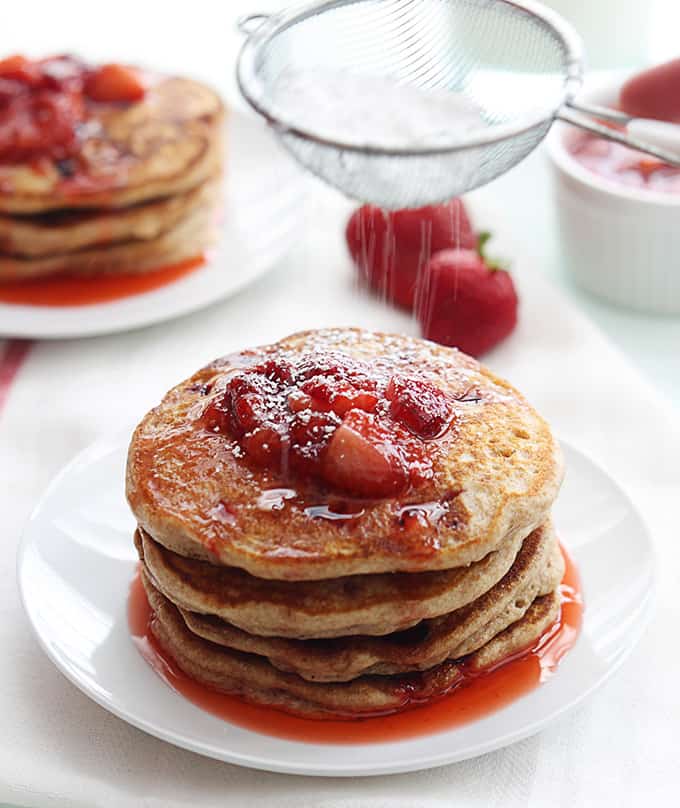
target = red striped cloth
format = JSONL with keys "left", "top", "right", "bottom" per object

{"left": 0, "top": 339, "right": 32, "bottom": 416}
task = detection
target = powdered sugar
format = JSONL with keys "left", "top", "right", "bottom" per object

{"left": 269, "top": 68, "right": 486, "bottom": 150}
{"left": 265, "top": 68, "right": 488, "bottom": 207}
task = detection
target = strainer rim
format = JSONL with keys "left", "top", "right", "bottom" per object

{"left": 236, "top": 0, "right": 584, "bottom": 157}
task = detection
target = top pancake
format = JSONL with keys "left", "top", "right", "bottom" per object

{"left": 0, "top": 75, "right": 223, "bottom": 213}
{"left": 126, "top": 328, "right": 564, "bottom": 580}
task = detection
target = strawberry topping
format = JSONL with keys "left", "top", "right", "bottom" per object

{"left": 0, "top": 55, "right": 87, "bottom": 163}
{"left": 386, "top": 375, "right": 454, "bottom": 439}
{"left": 0, "top": 53, "right": 145, "bottom": 164}
{"left": 203, "top": 351, "right": 455, "bottom": 498}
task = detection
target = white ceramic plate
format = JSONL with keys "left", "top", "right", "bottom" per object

{"left": 17, "top": 434, "right": 654, "bottom": 776}
{"left": 0, "top": 110, "right": 305, "bottom": 339}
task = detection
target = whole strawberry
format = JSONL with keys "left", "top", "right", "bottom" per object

{"left": 416, "top": 234, "right": 518, "bottom": 357}
{"left": 345, "top": 199, "right": 476, "bottom": 310}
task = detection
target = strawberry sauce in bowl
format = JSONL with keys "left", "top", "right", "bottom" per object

{"left": 561, "top": 59, "right": 680, "bottom": 198}
{"left": 568, "top": 133, "right": 680, "bottom": 194}
{"left": 547, "top": 61, "right": 680, "bottom": 314}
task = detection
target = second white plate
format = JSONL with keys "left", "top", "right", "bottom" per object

{"left": 17, "top": 435, "right": 654, "bottom": 776}
{"left": 0, "top": 110, "right": 306, "bottom": 339}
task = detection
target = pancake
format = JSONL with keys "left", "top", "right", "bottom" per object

{"left": 0, "top": 178, "right": 219, "bottom": 258}
{"left": 464, "top": 590, "right": 560, "bottom": 673}
{"left": 136, "top": 524, "right": 526, "bottom": 639}
{"left": 173, "top": 528, "right": 564, "bottom": 682}
{"left": 143, "top": 572, "right": 561, "bottom": 719}
{"left": 0, "top": 76, "right": 224, "bottom": 214}
{"left": 0, "top": 196, "right": 216, "bottom": 281}
{"left": 126, "top": 329, "right": 564, "bottom": 580}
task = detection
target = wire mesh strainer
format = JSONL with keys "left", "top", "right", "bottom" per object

{"left": 237, "top": 0, "right": 679, "bottom": 208}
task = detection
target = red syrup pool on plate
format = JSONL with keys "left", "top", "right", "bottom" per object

{"left": 128, "top": 544, "right": 583, "bottom": 744}
{"left": 0, "top": 255, "right": 205, "bottom": 307}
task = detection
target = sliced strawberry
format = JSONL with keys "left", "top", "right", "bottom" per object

{"left": 287, "top": 390, "right": 312, "bottom": 413}
{"left": 232, "top": 392, "right": 265, "bottom": 434}
{"left": 242, "top": 426, "right": 282, "bottom": 466}
{"left": 322, "top": 409, "right": 408, "bottom": 497}
{"left": 0, "top": 78, "right": 23, "bottom": 106}
{"left": 0, "top": 55, "right": 40, "bottom": 85}
{"left": 386, "top": 376, "right": 453, "bottom": 439}
{"left": 289, "top": 410, "right": 340, "bottom": 463}
{"left": 258, "top": 358, "right": 294, "bottom": 384}
{"left": 331, "top": 388, "right": 379, "bottom": 416}
{"left": 301, "top": 376, "right": 379, "bottom": 417}
{"left": 85, "top": 63, "right": 145, "bottom": 103}
{"left": 202, "top": 399, "right": 231, "bottom": 434}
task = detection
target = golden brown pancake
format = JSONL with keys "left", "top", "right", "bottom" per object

{"left": 143, "top": 572, "right": 561, "bottom": 719}
{"left": 0, "top": 178, "right": 219, "bottom": 258}
{"left": 126, "top": 329, "right": 564, "bottom": 580}
{"left": 0, "top": 76, "right": 224, "bottom": 214}
{"left": 0, "top": 197, "right": 216, "bottom": 281}
{"left": 136, "top": 525, "right": 526, "bottom": 638}
{"left": 170, "top": 528, "right": 564, "bottom": 682}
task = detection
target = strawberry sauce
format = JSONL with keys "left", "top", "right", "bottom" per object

{"left": 128, "top": 544, "right": 582, "bottom": 744}
{"left": 0, "top": 256, "right": 205, "bottom": 306}
{"left": 568, "top": 131, "right": 680, "bottom": 193}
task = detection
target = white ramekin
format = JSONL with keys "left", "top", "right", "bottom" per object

{"left": 546, "top": 82, "right": 680, "bottom": 315}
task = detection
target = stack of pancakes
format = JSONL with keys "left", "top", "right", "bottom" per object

{"left": 0, "top": 74, "right": 224, "bottom": 281}
{"left": 127, "top": 329, "right": 565, "bottom": 719}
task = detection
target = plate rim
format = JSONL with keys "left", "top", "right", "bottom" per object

{"left": 16, "top": 434, "right": 656, "bottom": 776}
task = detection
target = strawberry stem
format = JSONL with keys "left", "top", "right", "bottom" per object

{"left": 477, "top": 231, "right": 492, "bottom": 258}
{"left": 476, "top": 231, "right": 507, "bottom": 272}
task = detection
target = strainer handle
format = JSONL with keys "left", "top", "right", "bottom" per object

{"left": 559, "top": 104, "right": 680, "bottom": 167}
{"left": 237, "top": 13, "right": 271, "bottom": 35}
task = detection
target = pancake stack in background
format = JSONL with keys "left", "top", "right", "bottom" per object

{"left": 127, "top": 329, "right": 566, "bottom": 719}
{"left": 0, "top": 55, "right": 224, "bottom": 281}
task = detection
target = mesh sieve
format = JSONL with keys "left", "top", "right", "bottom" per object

{"left": 236, "top": 1, "right": 675, "bottom": 208}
